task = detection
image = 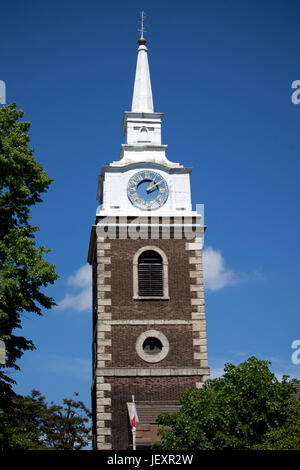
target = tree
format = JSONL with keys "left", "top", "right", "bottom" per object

{"left": 41, "top": 392, "right": 92, "bottom": 450}
{"left": 0, "top": 390, "right": 92, "bottom": 450}
{"left": 0, "top": 103, "right": 58, "bottom": 398}
{"left": 155, "top": 356, "right": 298, "bottom": 450}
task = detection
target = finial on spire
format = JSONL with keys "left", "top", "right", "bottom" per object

{"left": 138, "top": 11, "right": 147, "bottom": 45}
{"left": 131, "top": 10, "right": 153, "bottom": 113}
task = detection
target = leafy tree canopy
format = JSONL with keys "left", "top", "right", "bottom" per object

{"left": 0, "top": 103, "right": 58, "bottom": 395}
{"left": 155, "top": 356, "right": 299, "bottom": 450}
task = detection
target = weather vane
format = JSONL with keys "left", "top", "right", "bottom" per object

{"left": 138, "top": 11, "right": 147, "bottom": 39}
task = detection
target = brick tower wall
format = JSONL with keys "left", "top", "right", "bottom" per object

{"left": 91, "top": 235, "right": 209, "bottom": 450}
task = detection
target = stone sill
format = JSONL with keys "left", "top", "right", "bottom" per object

{"left": 133, "top": 296, "right": 170, "bottom": 301}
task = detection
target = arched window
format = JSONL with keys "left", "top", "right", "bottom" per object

{"left": 138, "top": 250, "right": 163, "bottom": 297}
{"left": 133, "top": 246, "right": 169, "bottom": 300}
{"left": 138, "top": 126, "right": 150, "bottom": 142}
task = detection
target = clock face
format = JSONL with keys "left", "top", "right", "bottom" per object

{"left": 127, "top": 170, "right": 169, "bottom": 210}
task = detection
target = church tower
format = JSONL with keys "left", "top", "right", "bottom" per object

{"left": 88, "top": 24, "right": 210, "bottom": 450}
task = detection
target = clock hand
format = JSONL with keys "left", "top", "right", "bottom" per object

{"left": 146, "top": 180, "right": 164, "bottom": 191}
{"left": 146, "top": 182, "right": 154, "bottom": 191}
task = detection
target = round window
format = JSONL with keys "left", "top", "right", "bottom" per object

{"left": 135, "top": 330, "right": 169, "bottom": 363}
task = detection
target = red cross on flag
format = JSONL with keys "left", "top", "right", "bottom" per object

{"left": 131, "top": 397, "right": 136, "bottom": 432}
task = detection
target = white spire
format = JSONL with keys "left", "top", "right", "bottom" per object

{"left": 109, "top": 17, "right": 182, "bottom": 169}
{"left": 131, "top": 37, "right": 154, "bottom": 113}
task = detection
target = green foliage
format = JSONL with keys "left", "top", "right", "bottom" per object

{"left": 252, "top": 398, "right": 300, "bottom": 450}
{"left": 155, "top": 356, "right": 298, "bottom": 450}
{"left": 0, "top": 103, "right": 58, "bottom": 391}
{"left": 0, "top": 390, "right": 47, "bottom": 450}
{"left": 0, "top": 390, "right": 92, "bottom": 450}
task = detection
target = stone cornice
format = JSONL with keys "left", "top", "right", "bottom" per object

{"left": 96, "top": 367, "right": 210, "bottom": 377}
{"left": 100, "top": 162, "right": 192, "bottom": 175}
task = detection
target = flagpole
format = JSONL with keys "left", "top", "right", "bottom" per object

{"left": 132, "top": 394, "right": 136, "bottom": 450}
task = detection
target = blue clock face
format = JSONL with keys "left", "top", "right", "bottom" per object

{"left": 127, "top": 170, "right": 169, "bottom": 210}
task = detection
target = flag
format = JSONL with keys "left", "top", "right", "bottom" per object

{"left": 131, "top": 398, "right": 136, "bottom": 432}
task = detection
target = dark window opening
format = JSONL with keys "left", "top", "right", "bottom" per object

{"left": 142, "top": 337, "right": 163, "bottom": 355}
{"left": 138, "top": 250, "right": 163, "bottom": 297}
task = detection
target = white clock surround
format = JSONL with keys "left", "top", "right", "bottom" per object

{"left": 96, "top": 163, "right": 194, "bottom": 217}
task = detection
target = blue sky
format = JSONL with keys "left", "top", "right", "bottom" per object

{"left": 1, "top": 0, "right": 300, "bottom": 413}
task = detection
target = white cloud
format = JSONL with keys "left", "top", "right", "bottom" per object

{"left": 67, "top": 264, "right": 92, "bottom": 289}
{"left": 203, "top": 246, "right": 235, "bottom": 291}
{"left": 57, "top": 264, "right": 92, "bottom": 312}
{"left": 203, "top": 246, "right": 263, "bottom": 291}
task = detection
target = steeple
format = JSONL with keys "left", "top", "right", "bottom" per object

{"left": 131, "top": 36, "right": 154, "bottom": 113}
{"left": 109, "top": 13, "right": 182, "bottom": 169}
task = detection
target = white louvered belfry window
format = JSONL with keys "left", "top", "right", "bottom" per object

{"left": 138, "top": 250, "right": 163, "bottom": 297}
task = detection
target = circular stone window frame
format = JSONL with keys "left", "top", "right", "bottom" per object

{"left": 135, "top": 330, "right": 170, "bottom": 363}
